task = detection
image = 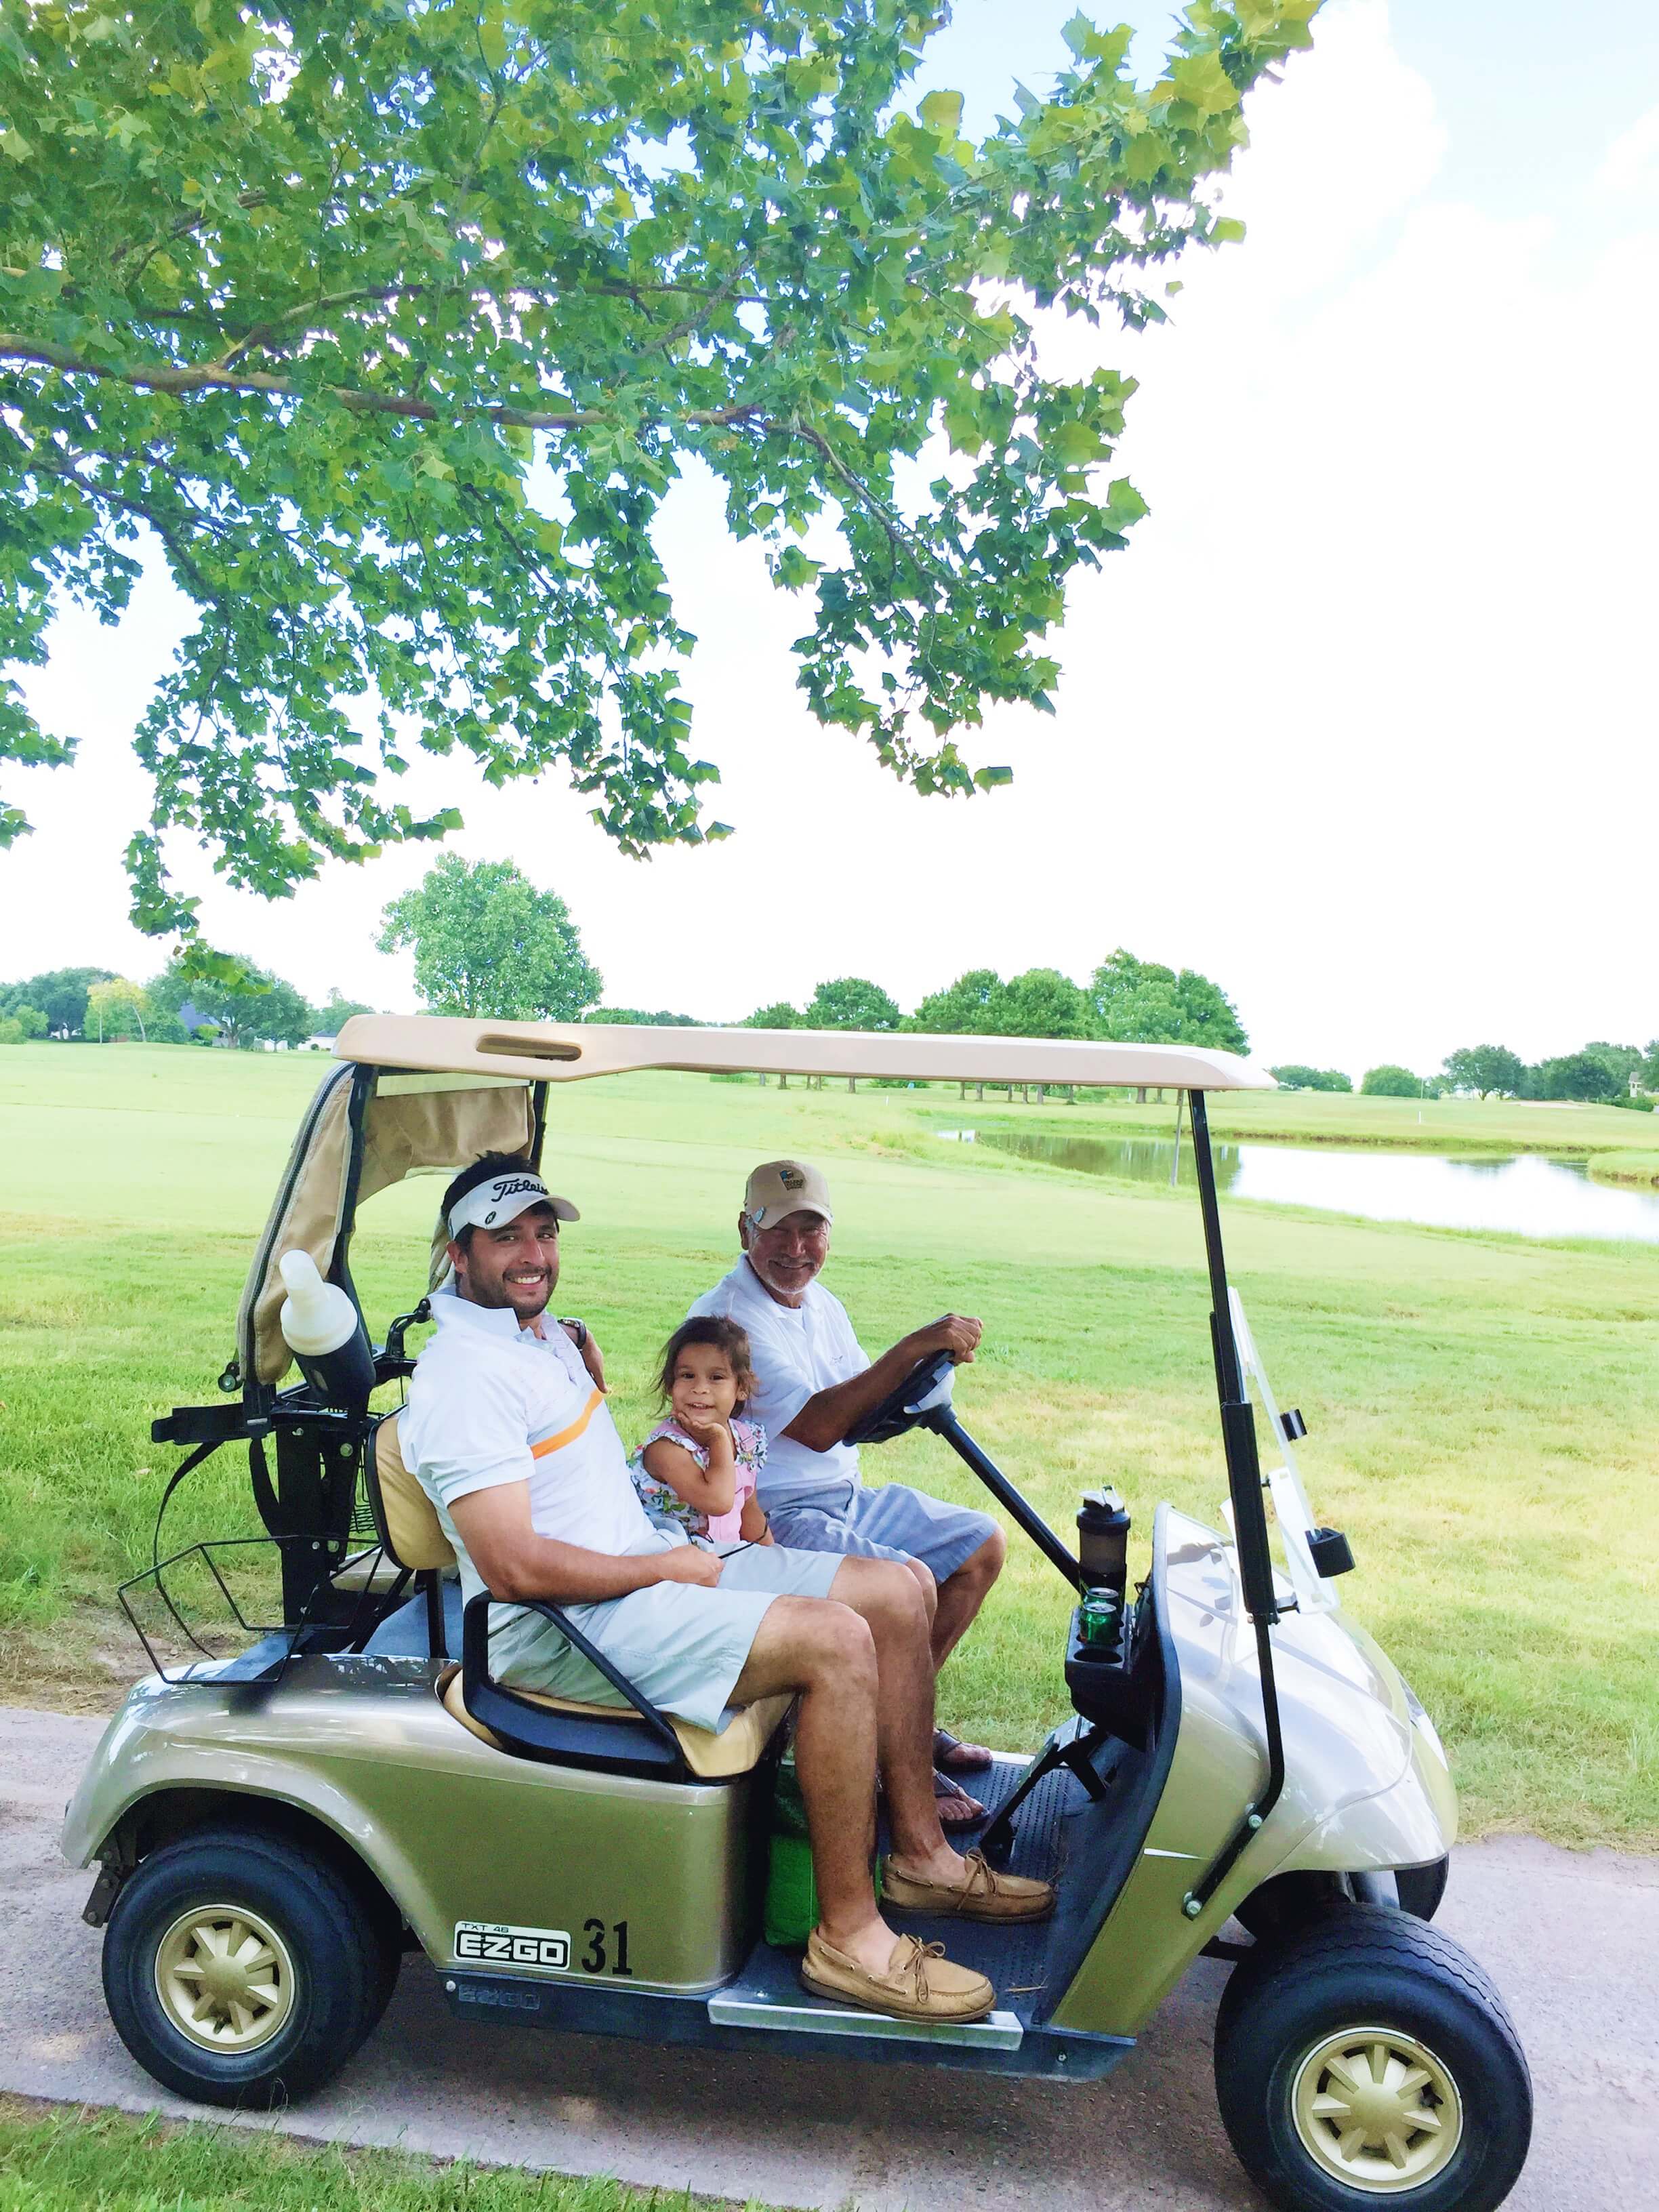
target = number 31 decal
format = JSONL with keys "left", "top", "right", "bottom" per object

{"left": 581, "top": 1918, "right": 634, "bottom": 1975}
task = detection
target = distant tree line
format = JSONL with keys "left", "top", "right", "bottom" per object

{"left": 739, "top": 949, "right": 1248, "bottom": 1052}
{"left": 0, "top": 963, "right": 375, "bottom": 1048}
{"left": 1269, "top": 1040, "right": 1658, "bottom": 1107}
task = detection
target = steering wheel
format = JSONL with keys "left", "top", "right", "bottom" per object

{"left": 843, "top": 1350, "right": 958, "bottom": 1447}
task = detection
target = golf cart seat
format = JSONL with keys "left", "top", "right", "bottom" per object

{"left": 436, "top": 1666, "right": 792, "bottom": 1781}
{"left": 368, "top": 1412, "right": 792, "bottom": 1780}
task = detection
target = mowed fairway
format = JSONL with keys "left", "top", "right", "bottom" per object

{"left": 1, "top": 1043, "right": 1655, "bottom": 1849}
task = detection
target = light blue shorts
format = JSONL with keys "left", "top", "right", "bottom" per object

{"left": 497, "top": 1541, "right": 841, "bottom": 1735}
{"left": 767, "top": 1483, "right": 996, "bottom": 1586}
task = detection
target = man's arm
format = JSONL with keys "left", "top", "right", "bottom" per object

{"left": 450, "top": 1481, "right": 720, "bottom": 1603}
{"left": 783, "top": 1313, "right": 981, "bottom": 1454}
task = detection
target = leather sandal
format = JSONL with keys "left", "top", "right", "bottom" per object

{"left": 882, "top": 1848, "right": 1056, "bottom": 1923}
{"left": 933, "top": 1726, "right": 994, "bottom": 1772}
{"left": 801, "top": 1928, "right": 995, "bottom": 2023}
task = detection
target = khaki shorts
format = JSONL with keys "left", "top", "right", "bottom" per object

{"left": 496, "top": 1540, "right": 842, "bottom": 1735}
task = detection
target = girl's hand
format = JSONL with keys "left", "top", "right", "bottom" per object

{"left": 676, "top": 1409, "right": 735, "bottom": 1458}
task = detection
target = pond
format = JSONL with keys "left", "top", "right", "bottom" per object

{"left": 934, "top": 1127, "right": 1659, "bottom": 1244}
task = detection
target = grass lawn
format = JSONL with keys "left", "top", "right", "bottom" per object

{"left": 0, "top": 2097, "right": 714, "bottom": 2211}
{"left": 1, "top": 1042, "right": 1655, "bottom": 1848}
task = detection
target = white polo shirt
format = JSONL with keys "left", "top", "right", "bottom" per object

{"left": 688, "top": 1258, "right": 870, "bottom": 1513}
{"left": 403, "top": 1290, "right": 669, "bottom": 1645}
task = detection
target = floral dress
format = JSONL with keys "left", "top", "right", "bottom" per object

{"left": 628, "top": 1414, "right": 767, "bottom": 1544}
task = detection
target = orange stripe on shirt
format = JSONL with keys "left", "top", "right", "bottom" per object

{"left": 529, "top": 1389, "right": 605, "bottom": 1459}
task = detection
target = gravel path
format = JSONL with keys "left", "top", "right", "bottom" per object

{"left": 2, "top": 1704, "right": 1653, "bottom": 2209}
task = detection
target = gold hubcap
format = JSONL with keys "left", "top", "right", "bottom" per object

{"left": 155, "top": 1902, "right": 295, "bottom": 2053}
{"left": 1291, "top": 2024, "right": 1463, "bottom": 2194}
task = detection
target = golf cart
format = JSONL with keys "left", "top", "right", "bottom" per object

{"left": 64, "top": 1019, "right": 1532, "bottom": 2212}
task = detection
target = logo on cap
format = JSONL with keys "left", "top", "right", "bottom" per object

{"left": 780, "top": 1166, "right": 806, "bottom": 1191}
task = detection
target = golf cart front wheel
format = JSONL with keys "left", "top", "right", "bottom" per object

{"left": 102, "top": 1828, "right": 389, "bottom": 2106}
{"left": 1214, "top": 1905, "right": 1531, "bottom": 2212}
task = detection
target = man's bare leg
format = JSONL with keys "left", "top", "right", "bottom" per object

{"left": 727, "top": 1596, "right": 899, "bottom": 1974}
{"left": 930, "top": 1527, "right": 1005, "bottom": 1671}
{"left": 824, "top": 1557, "right": 972, "bottom": 1888}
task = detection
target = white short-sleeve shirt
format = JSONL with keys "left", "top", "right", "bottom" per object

{"left": 402, "top": 1288, "right": 668, "bottom": 1635}
{"left": 688, "top": 1258, "right": 870, "bottom": 1511}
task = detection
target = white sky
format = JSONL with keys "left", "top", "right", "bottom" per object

{"left": 9, "top": 0, "right": 1659, "bottom": 1074}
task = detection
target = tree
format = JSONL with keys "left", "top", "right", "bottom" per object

{"left": 1582, "top": 1042, "right": 1641, "bottom": 1094}
{"left": 1361, "top": 1065, "right": 1423, "bottom": 1098}
{"left": 85, "top": 976, "right": 149, "bottom": 1041}
{"left": 314, "top": 987, "right": 377, "bottom": 1033}
{"left": 10, "top": 1004, "right": 46, "bottom": 1039}
{"left": 586, "top": 1007, "right": 701, "bottom": 1027}
{"left": 1002, "top": 967, "right": 1091, "bottom": 1040}
{"left": 0, "top": 2, "right": 1322, "bottom": 947}
{"left": 744, "top": 1002, "right": 800, "bottom": 1031}
{"left": 1086, "top": 949, "right": 1248, "bottom": 1054}
{"left": 1532, "top": 1052, "right": 1622, "bottom": 1104}
{"left": 1441, "top": 1044, "right": 1525, "bottom": 1099}
{"left": 377, "top": 857, "right": 601, "bottom": 1021}
{"left": 1638, "top": 1040, "right": 1659, "bottom": 1094}
{"left": 804, "top": 978, "right": 902, "bottom": 1032}
{"left": 0, "top": 966, "right": 115, "bottom": 1036}
{"left": 150, "top": 954, "right": 315, "bottom": 1046}
{"left": 1268, "top": 1064, "right": 1351, "bottom": 1092}
{"left": 912, "top": 970, "right": 1012, "bottom": 1036}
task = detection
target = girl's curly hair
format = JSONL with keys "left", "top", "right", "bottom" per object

{"left": 656, "top": 1315, "right": 758, "bottom": 1412}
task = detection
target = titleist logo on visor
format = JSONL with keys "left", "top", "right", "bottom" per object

{"left": 450, "top": 1173, "right": 552, "bottom": 1232}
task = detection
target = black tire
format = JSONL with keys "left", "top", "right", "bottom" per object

{"left": 103, "top": 1828, "right": 385, "bottom": 2106}
{"left": 1214, "top": 1904, "right": 1532, "bottom": 2212}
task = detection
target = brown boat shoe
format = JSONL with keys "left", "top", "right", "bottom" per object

{"left": 801, "top": 1929, "right": 996, "bottom": 2024}
{"left": 881, "top": 1848, "right": 1057, "bottom": 1923}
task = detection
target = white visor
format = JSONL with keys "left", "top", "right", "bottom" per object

{"left": 447, "top": 1170, "right": 579, "bottom": 1238}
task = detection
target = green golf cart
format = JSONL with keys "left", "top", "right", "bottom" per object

{"left": 64, "top": 1019, "right": 1533, "bottom": 2212}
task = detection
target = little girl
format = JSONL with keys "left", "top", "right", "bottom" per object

{"left": 628, "top": 1315, "right": 772, "bottom": 1547}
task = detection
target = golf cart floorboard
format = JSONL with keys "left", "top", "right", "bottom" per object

{"left": 870, "top": 1748, "right": 1084, "bottom": 2007}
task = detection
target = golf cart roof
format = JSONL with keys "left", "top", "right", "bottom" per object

{"left": 333, "top": 1015, "right": 1275, "bottom": 1092}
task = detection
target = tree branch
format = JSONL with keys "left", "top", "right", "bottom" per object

{"left": 0, "top": 335, "right": 766, "bottom": 432}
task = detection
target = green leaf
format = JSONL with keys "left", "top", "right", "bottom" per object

{"left": 973, "top": 764, "right": 1014, "bottom": 789}
{"left": 918, "top": 89, "right": 963, "bottom": 137}
{"left": 1162, "top": 53, "right": 1240, "bottom": 115}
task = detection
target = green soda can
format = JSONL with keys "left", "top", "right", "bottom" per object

{"left": 1079, "top": 1585, "right": 1121, "bottom": 1648}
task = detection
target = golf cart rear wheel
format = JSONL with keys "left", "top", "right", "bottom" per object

{"left": 1214, "top": 1904, "right": 1531, "bottom": 2212}
{"left": 103, "top": 1828, "right": 387, "bottom": 2106}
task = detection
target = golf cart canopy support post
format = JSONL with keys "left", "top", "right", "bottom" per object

{"left": 1183, "top": 1088, "right": 1286, "bottom": 1912}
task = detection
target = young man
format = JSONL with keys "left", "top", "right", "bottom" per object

{"left": 403, "top": 1153, "right": 1052, "bottom": 2026}
{"left": 689, "top": 1160, "right": 1006, "bottom": 1822}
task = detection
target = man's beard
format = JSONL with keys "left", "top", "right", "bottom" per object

{"left": 749, "top": 1250, "right": 818, "bottom": 1299}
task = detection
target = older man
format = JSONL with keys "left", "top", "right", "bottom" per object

{"left": 689, "top": 1160, "right": 1006, "bottom": 1824}
{"left": 405, "top": 1153, "right": 1051, "bottom": 2026}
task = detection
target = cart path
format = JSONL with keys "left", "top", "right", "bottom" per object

{"left": 3, "top": 1706, "right": 1654, "bottom": 2211}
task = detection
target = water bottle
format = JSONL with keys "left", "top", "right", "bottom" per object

{"left": 278, "top": 1250, "right": 375, "bottom": 1409}
{"left": 1076, "top": 1487, "right": 1131, "bottom": 1596}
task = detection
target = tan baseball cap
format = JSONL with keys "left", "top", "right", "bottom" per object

{"left": 743, "top": 1158, "right": 833, "bottom": 1230}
